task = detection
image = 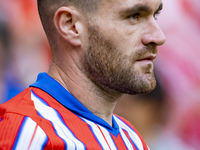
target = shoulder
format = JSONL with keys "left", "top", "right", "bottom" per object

{"left": 0, "top": 88, "right": 34, "bottom": 114}
{"left": 0, "top": 87, "right": 66, "bottom": 149}
{"left": 0, "top": 87, "right": 53, "bottom": 134}
{"left": 0, "top": 88, "right": 46, "bottom": 146}
{"left": 0, "top": 113, "right": 48, "bottom": 149}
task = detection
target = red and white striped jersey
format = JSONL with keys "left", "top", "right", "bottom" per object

{"left": 0, "top": 73, "right": 149, "bottom": 150}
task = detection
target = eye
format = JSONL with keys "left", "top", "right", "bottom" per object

{"left": 128, "top": 13, "right": 140, "bottom": 23}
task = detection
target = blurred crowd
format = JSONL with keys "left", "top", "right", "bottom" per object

{"left": 0, "top": 0, "right": 50, "bottom": 102}
{"left": 0, "top": 0, "right": 200, "bottom": 149}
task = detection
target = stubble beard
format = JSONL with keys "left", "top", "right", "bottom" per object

{"left": 81, "top": 25, "right": 156, "bottom": 95}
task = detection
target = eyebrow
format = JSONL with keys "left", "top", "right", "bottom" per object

{"left": 120, "top": 2, "right": 163, "bottom": 16}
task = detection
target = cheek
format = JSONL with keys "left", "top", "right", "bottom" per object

{"left": 112, "top": 28, "right": 142, "bottom": 56}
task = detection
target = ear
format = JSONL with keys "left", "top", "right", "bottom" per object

{"left": 54, "top": 7, "right": 82, "bottom": 47}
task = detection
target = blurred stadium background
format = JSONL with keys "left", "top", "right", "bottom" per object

{"left": 0, "top": 0, "right": 200, "bottom": 149}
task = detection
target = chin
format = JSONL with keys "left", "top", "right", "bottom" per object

{"left": 128, "top": 75, "right": 157, "bottom": 95}
{"left": 140, "top": 79, "right": 156, "bottom": 93}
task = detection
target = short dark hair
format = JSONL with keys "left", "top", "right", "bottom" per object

{"left": 37, "top": 0, "right": 99, "bottom": 17}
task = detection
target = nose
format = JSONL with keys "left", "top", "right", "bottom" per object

{"left": 142, "top": 20, "right": 166, "bottom": 46}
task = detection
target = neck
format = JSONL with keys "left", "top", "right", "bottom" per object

{"left": 48, "top": 60, "right": 122, "bottom": 126}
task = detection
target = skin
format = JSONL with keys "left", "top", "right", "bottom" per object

{"left": 47, "top": 0, "right": 166, "bottom": 126}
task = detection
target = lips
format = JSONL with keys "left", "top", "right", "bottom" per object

{"left": 136, "top": 54, "right": 157, "bottom": 61}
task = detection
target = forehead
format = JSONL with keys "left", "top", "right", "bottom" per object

{"left": 98, "top": 0, "right": 162, "bottom": 14}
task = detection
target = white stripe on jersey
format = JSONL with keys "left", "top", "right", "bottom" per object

{"left": 81, "top": 118, "right": 118, "bottom": 150}
{"left": 81, "top": 118, "right": 111, "bottom": 150}
{"left": 28, "top": 124, "right": 48, "bottom": 150}
{"left": 31, "top": 90, "right": 85, "bottom": 150}
{"left": 114, "top": 115, "right": 144, "bottom": 150}
{"left": 15, "top": 117, "right": 47, "bottom": 150}
{"left": 119, "top": 127, "right": 134, "bottom": 150}
{"left": 98, "top": 126, "right": 118, "bottom": 150}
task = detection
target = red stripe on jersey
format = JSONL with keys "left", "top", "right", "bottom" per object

{"left": 28, "top": 124, "right": 38, "bottom": 150}
{"left": 111, "top": 133, "right": 129, "bottom": 150}
{"left": 43, "top": 140, "right": 51, "bottom": 150}
{"left": 0, "top": 113, "right": 25, "bottom": 149}
{"left": 96, "top": 125, "right": 112, "bottom": 150}
{"left": 123, "top": 129, "right": 137, "bottom": 150}
{"left": 31, "top": 88, "right": 103, "bottom": 150}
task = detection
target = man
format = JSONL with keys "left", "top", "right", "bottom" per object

{"left": 0, "top": 0, "right": 165, "bottom": 149}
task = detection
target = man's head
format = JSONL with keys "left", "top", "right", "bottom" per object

{"left": 38, "top": 0, "right": 166, "bottom": 95}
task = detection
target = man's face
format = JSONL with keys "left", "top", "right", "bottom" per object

{"left": 82, "top": 0, "right": 166, "bottom": 94}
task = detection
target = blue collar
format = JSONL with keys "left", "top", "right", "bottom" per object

{"left": 30, "top": 73, "right": 119, "bottom": 136}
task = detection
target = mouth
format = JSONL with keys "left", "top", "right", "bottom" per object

{"left": 136, "top": 54, "right": 157, "bottom": 62}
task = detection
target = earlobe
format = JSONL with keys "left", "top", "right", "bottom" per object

{"left": 54, "top": 7, "right": 81, "bottom": 46}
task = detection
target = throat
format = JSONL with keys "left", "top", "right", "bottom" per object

{"left": 84, "top": 90, "right": 120, "bottom": 127}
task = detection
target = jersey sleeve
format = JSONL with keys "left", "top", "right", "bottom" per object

{"left": 0, "top": 112, "right": 48, "bottom": 150}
